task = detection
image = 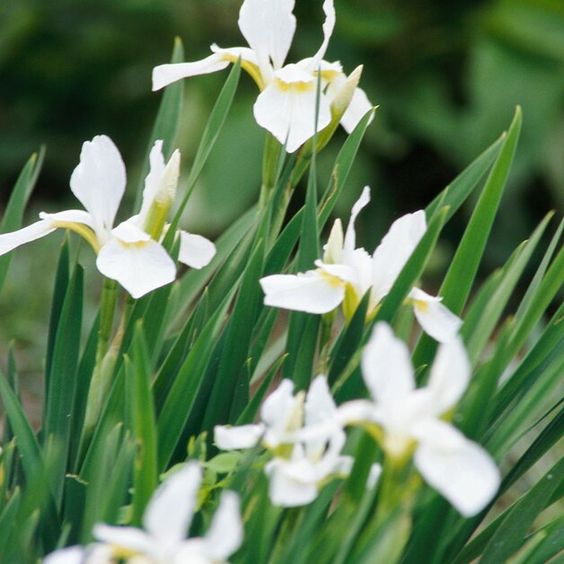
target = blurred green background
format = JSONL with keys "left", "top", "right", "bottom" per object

{"left": 0, "top": 0, "right": 563, "bottom": 402}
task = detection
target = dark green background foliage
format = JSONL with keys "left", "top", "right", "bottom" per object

{"left": 1, "top": 0, "right": 562, "bottom": 244}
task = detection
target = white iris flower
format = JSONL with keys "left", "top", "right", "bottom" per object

{"left": 44, "top": 462, "right": 243, "bottom": 564}
{"left": 215, "top": 376, "right": 354, "bottom": 507}
{"left": 260, "top": 186, "right": 462, "bottom": 342}
{"left": 339, "top": 323, "right": 500, "bottom": 517}
{"left": 152, "top": 0, "right": 372, "bottom": 153}
{"left": 0, "top": 135, "right": 216, "bottom": 299}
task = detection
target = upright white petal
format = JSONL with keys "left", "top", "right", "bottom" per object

{"left": 204, "top": 492, "right": 243, "bottom": 561}
{"left": 340, "top": 87, "right": 373, "bottom": 133}
{"left": 415, "top": 420, "right": 500, "bottom": 517}
{"left": 254, "top": 64, "right": 331, "bottom": 152}
{"left": 260, "top": 270, "right": 345, "bottom": 314}
{"left": 0, "top": 219, "right": 55, "bottom": 256}
{"left": 305, "top": 376, "right": 336, "bottom": 427}
{"left": 152, "top": 53, "right": 230, "bottom": 91}
{"left": 238, "top": 0, "right": 296, "bottom": 75}
{"left": 410, "top": 288, "right": 462, "bottom": 343}
{"left": 311, "top": 0, "right": 336, "bottom": 67}
{"left": 70, "top": 135, "right": 126, "bottom": 241}
{"left": 261, "top": 379, "right": 296, "bottom": 434}
{"left": 344, "top": 186, "right": 370, "bottom": 255}
{"left": 178, "top": 231, "right": 216, "bottom": 270}
{"left": 323, "top": 218, "right": 344, "bottom": 263}
{"left": 97, "top": 223, "right": 176, "bottom": 299}
{"left": 371, "top": 210, "right": 427, "bottom": 304}
{"left": 214, "top": 424, "right": 265, "bottom": 450}
{"left": 361, "top": 323, "right": 415, "bottom": 403}
{"left": 43, "top": 546, "right": 85, "bottom": 564}
{"left": 143, "top": 462, "right": 202, "bottom": 545}
{"left": 427, "top": 337, "right": 470, "bottom": 415}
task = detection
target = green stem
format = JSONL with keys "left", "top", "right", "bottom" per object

{"left": 259, "top": 133, "right": 283, "bottom": 209}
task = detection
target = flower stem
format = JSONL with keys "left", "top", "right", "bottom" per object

{"left": 259, "top": 133, "right": 283, "bottom": 209}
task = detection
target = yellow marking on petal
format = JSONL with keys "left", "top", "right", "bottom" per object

{"left": 111, "top": 545, "right": 142, "bottom": 559}
{"left": 275, "top": 78, "right": 315, "bottom": 93}
{"left": 220, "top": 54, "right": 264, "bottom": 90}
{"left": 342, "top": 283, "right": 361, "bottom": 322}
{"left": 52, "top": 221, "right": 100, "bottom": 253}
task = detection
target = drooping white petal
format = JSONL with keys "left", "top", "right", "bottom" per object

{"left": 315, "top": 261, "right": 358, "bottom": 285}
{"left": 204, "top": 491, "right": 243, "bottom": 561}
{"left": 427, "top": 336, "right": 470, "bottom": 415}
{"left": 254, "top": 65, "right": 331, "bottom": 153}
{"left": 93, "top": 524, "right": 154, "bottom": 554}
{"left": 410, "top": 288, "right": 462, "bottom": 343}
{"left": 43, "top": 546, "right": 85, "bottom": 564}
{"left": 143, "top": 462, "right": 202, "bottom": 545}
{"left": 0, "top": 219, "right": 56, "bottom": 256}
{"left": 340, "top": 87, "right": 373, "bottom": 133}
{"left": 178, "top": 231, "right": 216, "bottom": 269}
{"left": 371, "top": 210, "right": 427, "bottom": 304}
{"left": 238, "top": 0, "right": 296, "bottom": 75}
{"left": 69, "top": 135, "right": 126, "bottom": 240}
{"left": 311, "top": 0, "right": 336, "bottom": 67}
{"left": 344, "top": 186, "right": 370, "bottom": 254}
{"left": 265, "top": 457, "right": 319, "bottom": 507}
{"left": 414, "top": 420, "right": 500, "bottom": 517}
{"left": 210, "top": 44, "right": 259, "bottom": 66}
{"left": 97, "top": 224, "right": 176, "bottom": 299}
{"left": 361, "top": 323, "right": 415, "bottom": 403}
{"left": 260, "top": 270, "right": 345, "bottom": 314}
{"left": 214, "top": 424, "right": 265, "bottom": 450}
{"left": 39, "top": 209, "right": 96, "bottom": 230}
{"left": 336, "top": 399, "right": 378, "bottom": 426}
{"left": 152, "top": 53, "right": 230, "bottom": 91}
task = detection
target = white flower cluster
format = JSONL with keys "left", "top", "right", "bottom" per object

{"left": 44, "top": 463, "right": 243, "bottom": 564}
{"left": 215, "top": 322, "right": 500, "bottom": 517}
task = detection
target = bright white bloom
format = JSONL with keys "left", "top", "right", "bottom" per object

{"left": 152, "top": 0, "right": 372, "bottom": 152}
{"left": 215, "top": 376, "right": 352, "bottom": 507}
{"left": 0, "top": 136, "right": 216, "bottom": 299}
{"left": 339, "top": 323, "right": 500, "bottom": 517}
{"left": 260, "top": 186, "right": 461, "bottom": 342}
{"left": 44, "top": 462, "right": 243, "bottom": 564}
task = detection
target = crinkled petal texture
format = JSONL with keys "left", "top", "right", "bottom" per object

{"left": 0, "top": 219, "right": 56, "bottom": 256}
{"left": 311, "top": 0, "right": 336, "bottom": 67}
{"left": 414, "top": 419, "right": 500, "bottom": 517}
{"left": 214, "top": 423, "right": 265, "bottom": 450}
{"left": 178, "top": 231, "right": 216, "bottom": 269}
{"left": 409, "top": 288, "right": 462, "bottom": 343}
{"left": 238, "top": 0, "right": 296, "bottom": 73}
{"left": 204, "top": 491, "right": 243, "bottom": 561}
{"left": 70, "top": 135, "right": 126, "bottom": 241}
{"left": 361, "top": 323, "right": 415, "bottom": 403}
{"left": 152, "top": 53, "right": 230, "bottom": 91}
{"left": 371, "top": 211, "right": 427, "bottom": 304}
{"left": 143, "top": 462, "right": 202, "bottom": 546}
{"left": 97, "top": 222, "right": 176, "bottom": 299}
{"left": 343, "top": 186, "right": 371, "bottom": 255}
{"left": 260, "top": 270, "right": 345, "bottom": 314}
{"left": 254, "top": 65, "right": 331, "bottom": 153}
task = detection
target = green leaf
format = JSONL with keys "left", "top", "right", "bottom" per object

{"left": 43, "top": 264, "right": 84, "bottom": 506}
{"left": 133, "top": 38, "right": 185, "bottom": 211}
{"left": 202, "top": 238, "right": 265, "bottom": 427}
{"left": 169, "top": 60, "right": 242, "bottom": 232}
{"left": 438, "top": 107, "right": 522, "bottom": 316}
{"left": 0, "top": 147, "right": 45, "bottom": 294}
{"left": 459, "top": 458, "right": 563, "bottom": 564}
{"left": 125, "top": 323, "right": 158, "bottom": 526}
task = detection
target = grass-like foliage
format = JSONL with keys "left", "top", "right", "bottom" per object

{"left": 0, "top": 2, "right": 562, "bottom": 563}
